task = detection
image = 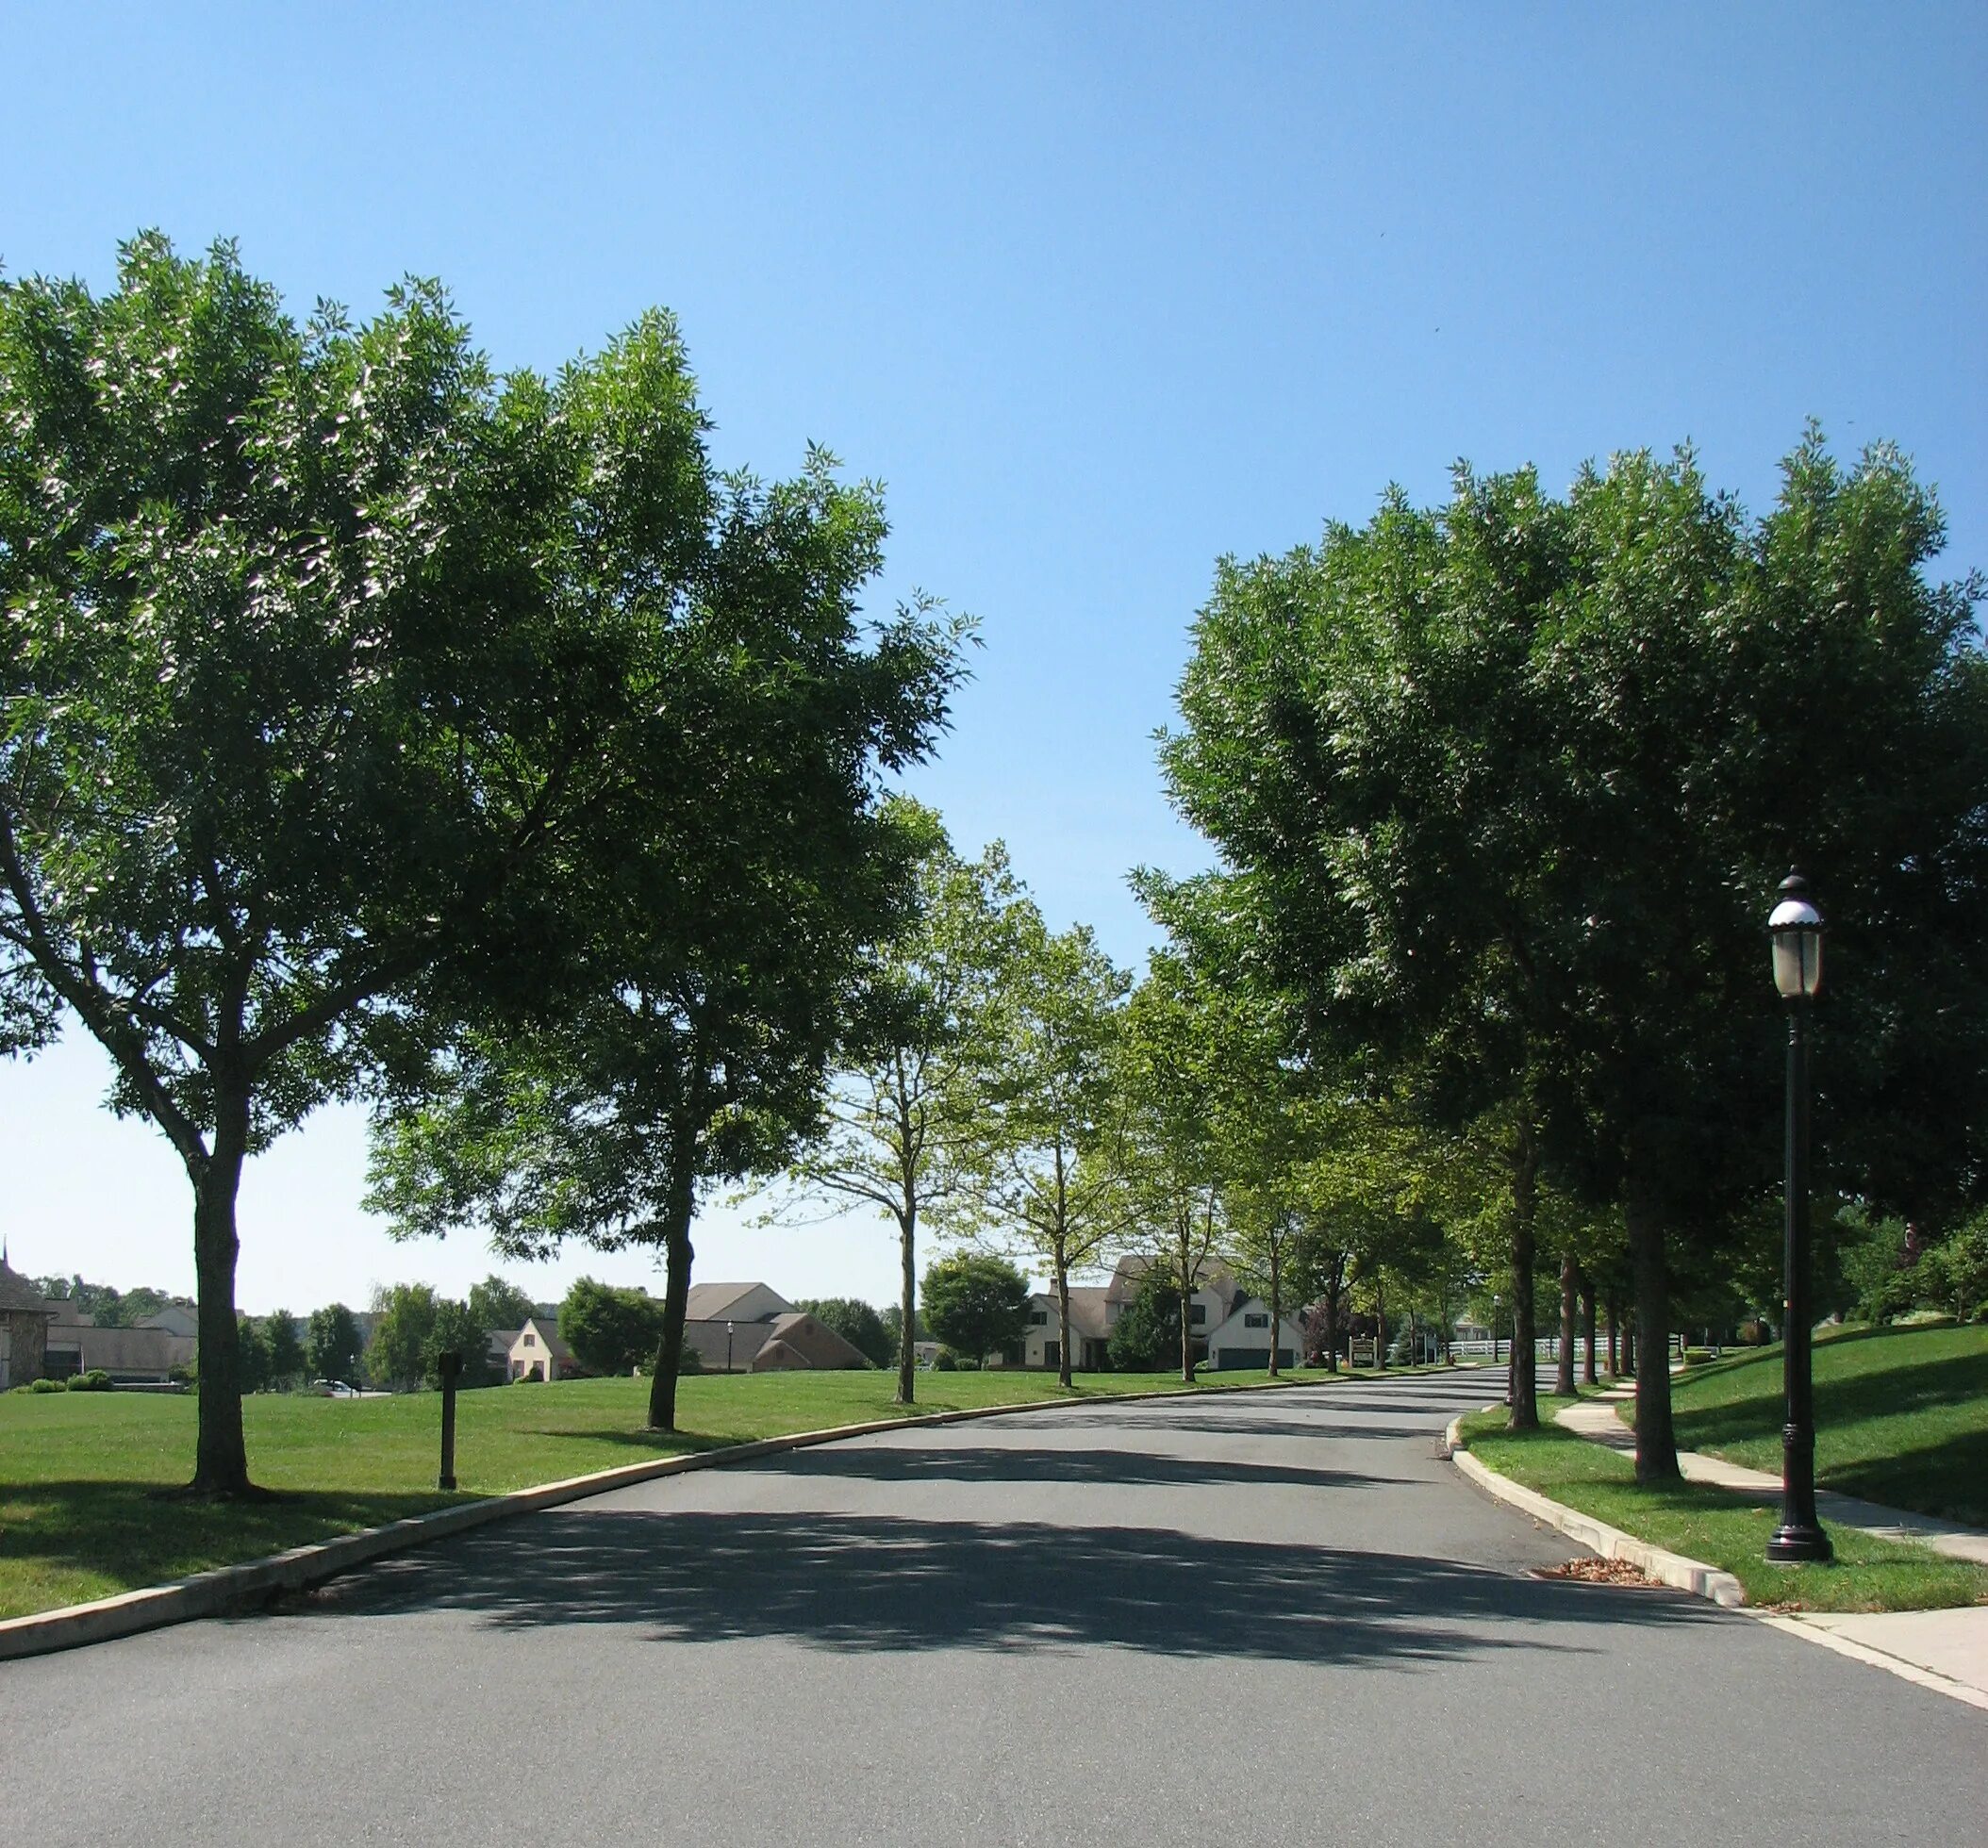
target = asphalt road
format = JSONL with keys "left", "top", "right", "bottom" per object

{"left": 2, "top": 1373, "right": 1981, "bottom": 1844}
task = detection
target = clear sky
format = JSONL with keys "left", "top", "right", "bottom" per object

{"left": 2, "top": 3, "right": 1982, "bottom": 1314}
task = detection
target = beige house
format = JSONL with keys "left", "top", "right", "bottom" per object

{"left": 1013, "top": 1288, "right": 1113, "bottom": 1371}
{"left": 681, "top": 1304, "right": 869, "bottom": 1373}
{"left": 506, "top": 1316, "right": 577, "bottom": 1382}
{"left": 684, "top": 1280, "right": 793, "bottom": 1325}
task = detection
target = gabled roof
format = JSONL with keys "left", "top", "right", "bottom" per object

{"left": 0, "top": 1257, "right": 56, "bottom": 1317}
{"left": 1033, "top": 1287, "right": 1112, "bottom": 1340}
{"left": 684, "top": 1280, "right": 792, "bottom": 1322}
{"left": 1105, "top": 1254, "right": 1236, "bottom": 1303}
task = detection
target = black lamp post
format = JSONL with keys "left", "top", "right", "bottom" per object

{"left": 725, "top": 1319, "right": 735, "bottom": 1374}
{"left": 1766, "top": 871, "right": 1832, "bottom": 1563}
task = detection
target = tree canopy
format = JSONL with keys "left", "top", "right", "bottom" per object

{"left": 0, "top": 234, "right": 966, "bottom": 1484}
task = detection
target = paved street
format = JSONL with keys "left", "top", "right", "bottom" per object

{"left": 2, "top": 1374, "right": 1981, "bottom": 1844}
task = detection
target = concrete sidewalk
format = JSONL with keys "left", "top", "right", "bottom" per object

{"left": 1555, "top": 1389, "right": 1988, "bottom": 1704}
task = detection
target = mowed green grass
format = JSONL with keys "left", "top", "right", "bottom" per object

{"left": 1650, "top": 1323, "right": 1988, "bottom": 1526}
{"left": 1458, "top": 1400, "right": 1988, "bottom": 1613}
{"left": 0, "top": 1366, "right": 1340, "bottom": 1621}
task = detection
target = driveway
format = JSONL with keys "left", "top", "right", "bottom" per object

{"left": 0, "top": 1373, "right": 1980, "bottom": 1843}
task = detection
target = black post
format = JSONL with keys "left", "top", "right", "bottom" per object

{"left": 1767, "top": 999, "right": 1831, "bottom": 1562}
{"left": 438, "top": 1350, "right": 461, "bottom": 1492}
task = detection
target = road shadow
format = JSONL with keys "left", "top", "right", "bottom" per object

{"left": 759, "top": 1444, "right": 1409, "bottom": 1493}
{"left": 291, "top": 1507, "right": 1725, "bottom": 1669}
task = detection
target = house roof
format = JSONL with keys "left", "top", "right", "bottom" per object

{"left": 0, "top": 1257, "right": 56, "bottom": 1317}
{"left": 684, "top": 1280, "right": 792, "bottom": 1322}
{"left": 1033, "top": 1287, "right": 1112, "bottom": 1340}
{"left": 760, "top": 1312, "right": 870, "bottom": 1371}
{"left": 1105, "top": 1254, "right": 1236, "bottom": 1303}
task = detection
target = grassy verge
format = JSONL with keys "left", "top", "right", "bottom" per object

{"left": 1652, "top": 1323, "right": 1988, "bottom": 1526}
{"left": 0, "top": 1363, "right": 1351, "bottom": 1621}
{"left": 1456, "top": 1402, "right": 1988, "bottom": 1613}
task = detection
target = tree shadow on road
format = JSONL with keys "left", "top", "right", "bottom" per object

{"left": 296, "top": 1507, "right": 1726, "bottom": 1671}
{"left": 758, "top": 1444, "right": 1411, "bottom": 1493}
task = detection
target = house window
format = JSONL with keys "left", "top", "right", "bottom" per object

{"left": 522, "top": 1330, "right": 535, "bottom": 1346}
{"left": 1028, "top": 1311, "right": 1048, "bottom": 1326}
{"left": 1244, "top": 1312, "right": 1269, "bottom": 1329}
{"left": 1189, "top": 1303, "right": 1207, "bottom": 1325}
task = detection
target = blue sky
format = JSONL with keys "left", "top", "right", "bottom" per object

{"left": 3, "top": 3, "right": 1982, "bottom": 1312}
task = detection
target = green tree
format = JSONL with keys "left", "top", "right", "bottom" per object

{"left": 261, "top": 1309, "right": 306, "bottom": 1389}
{"left": 1111, "top": 954, "right": 1231, "bottom": 1384}
{"left": 796, "top": 1297, "right": 890, "bottom": 1366}
{"left": 558, "top": 1278, "right": 666, "bottom": 1376}
{"left": 920, "top": 1251, "right": 1032, "bottom": 1365}
{"left": 1105, "top": 1275, "right": 1181, "bottom": 1372}
{"left": 466, "top": 1276, "right": 537, "bottom": 1334}
{"left": 366, "top": 1283, "right": 439, "bottom": 1393}
{"left": 425, "top": 1297, "right": 493, "bottom": 1388}
{"left": 235, "top": 1313, "right": 272, "bottom": 1394}
{"left": 966, "top": 906, "right": 1131, "bottom": 1387}
{"left": 3, "top": 237, "right": 933, "bottom": 1493}
{"left": 770, "top": 821, "right": 1021, "bottom": 1405}
{"left": 306, "top": 1303, "right": 364, "bottom": 1384}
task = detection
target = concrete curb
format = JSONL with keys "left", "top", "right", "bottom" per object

{"left": 0, "top": 1372, "right": 1335, "bottom": 1663}
{"left": 1444, "top": 1409, "right": 1748, "bottom": 1609}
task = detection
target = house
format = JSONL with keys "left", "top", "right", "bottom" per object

{"left": 1013, "top": 1288, "right": 1113, "bottom": 1371}
{"left": 1103, "top": 1255, "right": 1242, "bottom": 1365}
{"left": 139, "top": 1303, "right": 200, "bottom": 1341}
{"left": 1201, "top": 1296, "right": 1307, "bottom": 1372}
{"left": 506, "top": 1316, "right": 579, "bottom": 1382}
{"left": 681, "top": 1305, "right": 869, "bottom": 1373}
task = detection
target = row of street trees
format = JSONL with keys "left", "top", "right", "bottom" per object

{"left": 1156, "top": 436, "right": 1988, "bottom": 1477}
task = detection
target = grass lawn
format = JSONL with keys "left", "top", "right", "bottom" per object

{"left": 0, "top": 1363, "right": 1356, "bottom": 1621}
{"left": 1650, "top": 1322, "right": 1988, "bottom": 1526}
{"left": 1456, "top": 1400, "right": 1988, "bottom": 1613}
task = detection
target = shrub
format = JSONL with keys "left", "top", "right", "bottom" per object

{"left": 676, "top": 1345, "right": 703, "bottom": 1376}
{"left": 30, "top": 1377, "right": 66, "bottom": 1394}
{"left": 932, "top": 1348, "right": 957, "bottom": 1372}
{"left": 65, "top": 1368, "right": 114, "bottom": 1392}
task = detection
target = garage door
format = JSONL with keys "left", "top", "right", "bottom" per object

{"left": 1218, "top": 1346, "right": 1270, "bottom": 1371}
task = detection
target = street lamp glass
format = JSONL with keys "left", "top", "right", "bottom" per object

{"left": 1769, "top": 881, "right": 1824, "bottom": 999}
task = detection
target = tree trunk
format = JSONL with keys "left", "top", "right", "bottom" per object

{"left": 1581, "top": 1273, "right": 1598, "bottom": 1385}
{"left": 1267, "top": 1243, "right": 1283, "bottom": 1378}
{"left": 647, "top": 1159, "right": 699, "bottom": 1431}
{"left": 1374, "top": 1276, "right": 1387, "bottom": 1372}
{"left": 189, "top": 1089, "right": 254, "bottom": 1497}
{"left": 1053, "top": 1246, "right": 1073, "bottom": 1390}
{"left": 1623, "top": 1317, "right": 1636, "bottom": 1377}
{"left": 1627, "top": 1161, "right": 1679, "bottom": 1481}
{"left": 1607, "top": 1296, "right": 1620, "bottom": 1376}
{"left": 1555, "top": 1250, "right": 1578, "bottom": 1397}
{"left": 896, "top": 1205, "right": 918, "bottom": 1405}
{"left": 1323, "top": 1262, "right": 1342, "bottom": 1371}
{"left": 1507, "top": 1123, "right": 1540, "bottom": 1431}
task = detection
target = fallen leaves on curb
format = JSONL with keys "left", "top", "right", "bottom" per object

{"left": 1533, "top": 1556, "right": 1661, "bottom": 1588}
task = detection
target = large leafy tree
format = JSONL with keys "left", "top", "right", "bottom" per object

{"left": 769, "top": 819, "right": 1020, "bottom": 1404}
{"left": 558, "top": 1279, "right": 667, "bottom": 1377}
{"left": 466, "top": 1276, "right": 536, "bottom": 1333}
{"left": 0, "top": 235, "right": 960, "bottom": 1492}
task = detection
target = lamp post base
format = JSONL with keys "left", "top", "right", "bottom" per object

{"left": 1765, "top": 1522, "right": 1833, "bottom": 1564}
